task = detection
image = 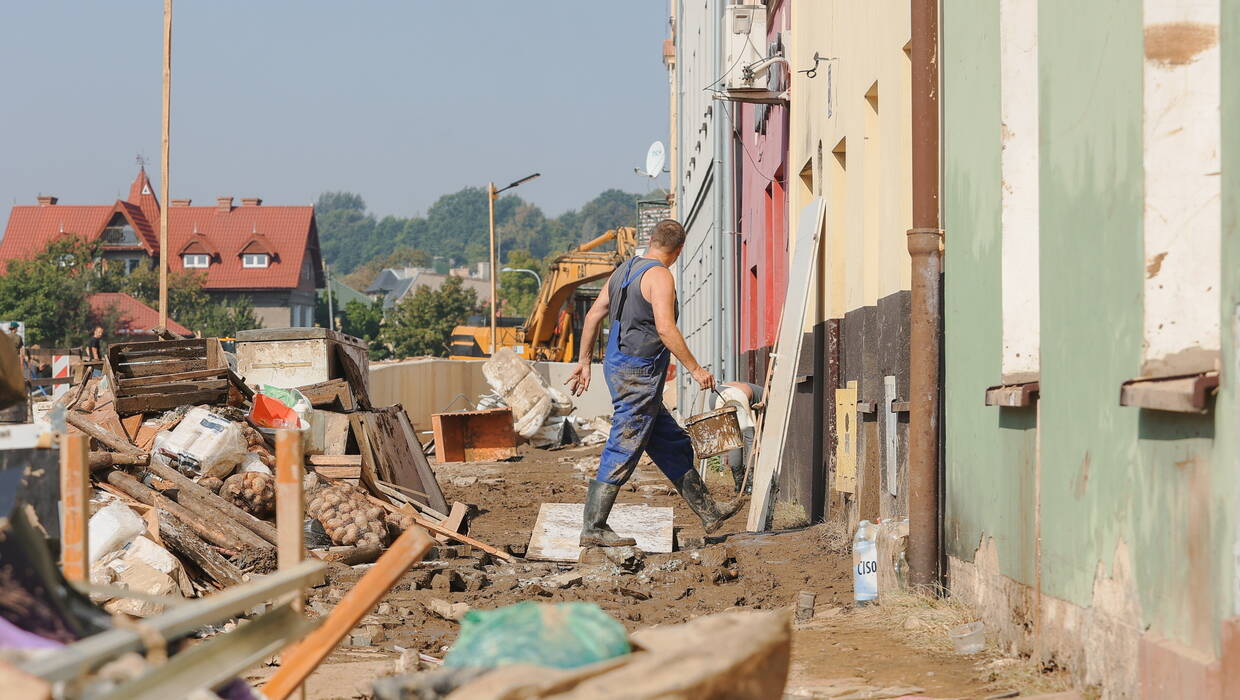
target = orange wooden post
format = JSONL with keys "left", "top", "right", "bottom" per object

{"left": 275, "top": 429, "right": 306, "bottom": 700}
{"left": 59, "top": 433, "right": 90, "bottom": 582}
{"left": 261, "top": 524, "right": 435, "bottom": 700}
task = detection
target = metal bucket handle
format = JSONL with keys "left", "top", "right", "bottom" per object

{"left": 692, "top": 383, "right": 727, "bottom": 417}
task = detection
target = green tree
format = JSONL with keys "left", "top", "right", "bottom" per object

{"left": 497, "top": 249, "right": 543, "bottom": 318}
{"left": 0, "top": 236, "right": 100, "bottom": 346}
{"left": 316, "top": 191, "right": 367, "bottom": 214}
{"left": 380, "top": 276, "right": 479, "bottom": 358}
{"left": 104, "top": 261, "right": 261, "bottom": 337}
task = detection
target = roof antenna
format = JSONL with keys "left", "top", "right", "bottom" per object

{"left": 135, "top": 153, "right": 147, "bottom": 171}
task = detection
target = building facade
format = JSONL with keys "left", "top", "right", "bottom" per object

{"left": 943, "top": 0, "right": 1239, "bottom": 694}
{"left": 0, "top": 169, "right": 324, "bottom": 331}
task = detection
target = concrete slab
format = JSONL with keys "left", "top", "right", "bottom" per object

{"left": 526, "top": 502, "right": 674, "bottom": 562}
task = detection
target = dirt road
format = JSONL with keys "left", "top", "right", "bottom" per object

{"left": 248, "top": 445, "right": 1074, "bottom": 699}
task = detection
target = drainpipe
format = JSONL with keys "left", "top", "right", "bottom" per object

{"left": 907, "top": 0, "right": 943, "bottom": 591}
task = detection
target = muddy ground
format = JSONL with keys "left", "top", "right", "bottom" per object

{"left": 246, "top": 445, "right": 1076, "bottom": 699}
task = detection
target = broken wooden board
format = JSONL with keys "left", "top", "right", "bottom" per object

{"left": 105, "top": 338, "right": 228, "bottom": 416}
{"left": 295, "top": 378, "right": 356, "bottom": 412}
{"left": 352, "top": 406, "right": 449, "bottom": 515}
{"left": 746, "top": 198, "right": 824, "bottom": 531}
{"left": 321, "top": 411, "right": 351, "bottom": 455}
{"left": 526, "top": 503, "right": 673, "bottom": 562}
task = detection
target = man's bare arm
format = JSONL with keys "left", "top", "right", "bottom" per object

{"left": 565, "top": 277, "right": 611, "bottom": 396}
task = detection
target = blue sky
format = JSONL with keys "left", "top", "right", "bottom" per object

{"left": 0, "top": 1, "right": 669, "bottom": 217}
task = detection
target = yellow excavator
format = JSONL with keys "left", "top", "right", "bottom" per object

{"left": 449, "top": 227, "right": 637, "bottom": 362}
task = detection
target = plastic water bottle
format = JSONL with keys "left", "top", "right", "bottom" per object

{"left": 852, "top": 520, "right": 878, "bottom": 605}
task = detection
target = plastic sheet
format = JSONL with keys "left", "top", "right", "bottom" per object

{"left": 443, "top": 601, "right": 629, "bottom": 670}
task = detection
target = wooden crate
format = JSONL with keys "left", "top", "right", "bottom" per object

{"left": 105, "top": 338, "right": 229, "bottom": 415}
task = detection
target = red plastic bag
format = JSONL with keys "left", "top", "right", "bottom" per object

{"left": 249, "top": 393, "right": 298, "bottom": 429}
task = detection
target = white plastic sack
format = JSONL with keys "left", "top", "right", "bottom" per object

{"left": 240, "top": 452, "right": 271, "bottom": 474}
{"left": 88, "top": 500, "right": 145, "bottom": 564}
{"left": 152, "top": 406, "right": 247, "bottom": 478}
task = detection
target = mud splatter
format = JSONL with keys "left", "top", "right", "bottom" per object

{"left": 1145, "top": 251, "right": 1167, "bottom": 278}
{"left": 1144, "top": 22, "right": 1218, "bottom": 67}
{"left": 1073, "top": 452, "right": 1091, "bottom": 499}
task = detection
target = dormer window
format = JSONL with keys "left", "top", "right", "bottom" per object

{"left": 243, "top": 253, "right": 270, "bottom": 268}
{"left": 183, "top": 254, "right": 210, "bottom": 268}
{"left": 101, "top": 213, "right": 140, "bottom": 246}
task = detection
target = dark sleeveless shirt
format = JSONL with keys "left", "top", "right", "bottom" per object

{"left": 607, "top": 257, "right": 674, "bottom": 359}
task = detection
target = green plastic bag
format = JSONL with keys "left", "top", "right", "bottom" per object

{"left": 259, "top": 385, "right": 306, "bottom": 410}
{"left": 443, "top": 601, "right": 630, "bottom": 670}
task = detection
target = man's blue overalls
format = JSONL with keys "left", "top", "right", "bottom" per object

{"left": 595, "top": 258, "right": 694, "bottom": 487}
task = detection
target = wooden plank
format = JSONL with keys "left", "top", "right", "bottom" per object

{"left": 835, "top": 384, "right": 858, "bottom": 494}
{"left": 140, "top": 459, "right": 279, "bottom": 546}
{"left": 434, "top": 501, "right": 470, "bottom": 545}
{"left": 747, "top": 199, "right": 824, "bottom": 531}
{"left": 394, "top": 407, "right": 450, "bottom": 514}
{"left": 339, "top": 481, "right": 510, "bottom": 562}
{"left": 118, "top": 359, "right": 208, "bottom": 377}
{"left": 22, "top": 560, "right": 327, "bottom": 683}
{"left": 117, "top": 367, "right": 228, "bottom": 388}
{"left": 260, "top": 526, "right": 434, "bottom": 700}
{"left": 321, "top": 412, "right": 350, "bottom": 455}
{"left": 309, "top": 465, "right": 361, "bottom": 480}
{"left": 99, "top": 603, "right": 316, "bottom": 700}
{"left": 59, "top": 433, "right": 90, "bottom": 583}
{"left": 307, "top": 454, "right": 362, "bottom": 466}
{"left": 334, "top": 344, "right": 371, "bottom": 410}
{"left": 157, "top": 509, "right": 247, "bottom": 588}
{"left": 348, "top": 413, "right": 386, "bottom": 499}
{"left": 66, "top": 412, "right": 143, "bottom": 457}
{"left": 120, "top": 413, "right": 144, "bottom": 442}
{"left": 296, "top": 379, "right": 355, "bottom": 412}
{"left": 275, "top": 429, "right": 306, "bottom": 700}
{"left": 115, "top": 389, "right": 227, "bottom": 415}
{"left": 118, "top": 379, "right": 229, "bottom": 395}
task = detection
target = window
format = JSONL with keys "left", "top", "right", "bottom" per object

{"left": 124, "top": 258, "right": 142, "bottom": 274}
{"left": 243, "top": 253, "right": 269, "bottom": 268}
{"left": 291, "top": 305, "right": 301, "bottom": 327}
{"left": 100, "top": 213, "right": 140, "bottom": 246}
{"left": 183, "top": 254, "right": 210, "bottom": 268}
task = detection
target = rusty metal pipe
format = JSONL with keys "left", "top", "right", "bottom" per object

{"left": 907, "top": 0, "right": 943, "bottom": 591}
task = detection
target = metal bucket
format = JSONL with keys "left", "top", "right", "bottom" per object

{"left": 684, "top": 390, "right": 744, "bottom": 458}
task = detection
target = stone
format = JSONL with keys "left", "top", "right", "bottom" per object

{"left": 427, "top": 598, "right": 470, "bottom": 621}
{"left": 676, "top": 532, "right": 706, "bottom": 551}
{"left": 451, "top": 476, "right": 479, "bottom": 488}
{"left": 579, "top": 545, "right": 646, "bottom": 571}
{"left": 543, "top": 571, "right": 584, "bottom": 589}
{"left": 431, "top": 571, "right": 462, "bottom": 593}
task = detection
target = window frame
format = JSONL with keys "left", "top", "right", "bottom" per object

{"left": 182, "top": 253, "right": 210, "bottom": 269}
{"left": 242, "top": 253, "right": 270, "bottom": 269}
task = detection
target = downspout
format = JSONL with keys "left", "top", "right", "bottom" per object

{"left": 907, "top": 0, "right": 943, "bottom": 590}
{"left": 714, "top": 0, "right": 729, "bottom": 383}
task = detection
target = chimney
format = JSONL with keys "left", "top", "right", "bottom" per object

{"left": 37, "top": 195, "right": 58, "bottom": 206}
{"left": 170, "top": 198, "right": 192, "bottom": 207}
{"left": 240, "top": 197, "right": 262, "bottom": 207}
{"left": 216, "top": 196, "right": 233, "bottom": 213}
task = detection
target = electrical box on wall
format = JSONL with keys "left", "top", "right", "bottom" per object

{"left": 724, "top": 4, "right": 768, "bottom": 92}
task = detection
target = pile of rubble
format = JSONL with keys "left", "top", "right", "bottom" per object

{"left": 61, "top": 335, "right": 504, "bottom": 614}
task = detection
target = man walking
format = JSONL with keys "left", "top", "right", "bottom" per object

{"left": 566, "top": 219, "right": 743, "bottom": 547}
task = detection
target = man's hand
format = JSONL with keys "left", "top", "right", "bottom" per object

{"left": 565, "top": 363, "right": 591, "bottom": 396}
{"left": 690, "top": 366, "right": 715, "bottom": 391}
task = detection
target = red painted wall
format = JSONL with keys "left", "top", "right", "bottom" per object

{"left": 738, "top": 1, "right": 790, "bottom": 357}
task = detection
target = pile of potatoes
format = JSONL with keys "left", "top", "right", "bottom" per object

{"left": 307, "top": 485, "right": 388, "bottom": 548}
{"left": 220, "top": 472, "right": 276, "bottom": 519}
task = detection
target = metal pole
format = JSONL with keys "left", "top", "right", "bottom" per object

{"left": 488, "top": 182, "right": 497, "bottom": 356}
{"left": 907, "top": 0, "right": 943, "bottom": 591}
{"left": 159, "top": 0, "right": 172, "bottom": 328}
{"left": 325, "top": 263, "right": 334, "bottom": 330}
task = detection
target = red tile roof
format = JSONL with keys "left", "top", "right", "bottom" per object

{"left": 0, "top": 169, "right": 321, "bottom": 291}
{"left": 88, "top": 292, "right": 192, "bottom": 336}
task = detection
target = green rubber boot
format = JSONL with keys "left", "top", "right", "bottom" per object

{"left": 673, "top": 469, "right": 745, "bottom": 534}
{"left": 579, "top": 480, "right": 637, "bottom": 547}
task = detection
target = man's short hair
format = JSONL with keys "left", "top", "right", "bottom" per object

{"left": 650, "top": 219, "right": 686, "bottom": 251}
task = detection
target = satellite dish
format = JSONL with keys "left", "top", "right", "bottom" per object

{"left": 644, "top": 141, "right": 666, "bottom": 178}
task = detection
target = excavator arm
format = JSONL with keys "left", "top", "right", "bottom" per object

{"left": 521, "top": 227, "right": 636, "bottom": 360}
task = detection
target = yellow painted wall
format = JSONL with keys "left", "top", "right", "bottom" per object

{"left": 788, "top": 1, "right": 912, "bottom": 326}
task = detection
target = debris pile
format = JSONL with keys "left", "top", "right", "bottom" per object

{"left": 59, "top": 335, "right": 501, "bottom": 609}
{"left": 472, "top": 348, "right": 609, "bottom": 449}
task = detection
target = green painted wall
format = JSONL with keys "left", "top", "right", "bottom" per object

{"left": 944, "top": 0, "right": 1237, "bottom": 653}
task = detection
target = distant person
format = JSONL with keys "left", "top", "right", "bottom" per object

{"left": 6, "top": 323, "right": 24, "bottom": 360}
{"left": 87, "top": 326, "right": 104, "bottom": 361}
{"left": 27, "top": 345, "right": 51, "bottom": 398}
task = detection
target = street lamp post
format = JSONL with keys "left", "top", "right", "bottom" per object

{"left": 488, "top": 173, "right": 540, "bottom": 355}
{"left": 501, "top": 267, "right": 542, "bottom": 289}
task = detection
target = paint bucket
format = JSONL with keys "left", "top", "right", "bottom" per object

{"left": 684, "top": 389, "right": 744, "bottom": 458}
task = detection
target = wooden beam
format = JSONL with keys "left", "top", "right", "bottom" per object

{"left": 89, "top": 452, "right": 149, "bottom": 471}
{"left": 157, "top": 509, "right": 246, "bottom": 588}
{"left": 308, "top": 465, "right": 361, "bottom": 481}
{"left": 59, "top": 433, "right": 90, "bottom": 583}
{"left": 139, "top": 459, "right": 278, "bottom": 546}
{"left": 260, "top": 526, "right": 434, "bottom": 700}
{"left": 434, "top": 501, "right": 470, "bottom": 545}
{"left": 66, "top": 412, "right": 144, "bottom": 457}
{"left": 117, "top": 367, "right": 228, "bottom": 388}
{"left": 306, "top": 454, "right": 362, "bottom": 467}
{"left": 275, "top": 429, "right": 307, "bottom": 700}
